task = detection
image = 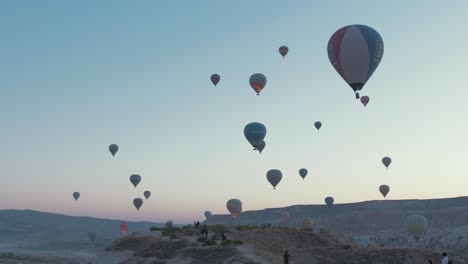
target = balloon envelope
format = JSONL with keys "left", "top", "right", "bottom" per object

{"left": 244, "top": 122, "right": 267, "bottom": 148}
{"left": 325, "top": 197, "right": 334, "bottom": 207}
{"left": 299, "top": 168, "right": 308, "bottom": 179}
{"left": 257, "top": 140, "right": 266, "bottom": 154}
{"left": 211, "top": 74, "right": 220, "bottom": 86}
{"left": 281, "top": 212, "right": 290, "bottom": 221}
{"left": 266, "top": 169, "right": 282, "bottom": 189}
{"left": 144, "top": 191, "right": 151, "bottom": 199}
{"left": 314, "top": 121, "right": 322, "bottom": 130}
{"left": 133, "top": 198, "right": 143, "bottom": 210}
{"left": 88, "top": 232, "right": 96, "bottom": 242}
{"left": 360, "top": 96, "right": 370, "bottom": 106}
{"left": 109, "top": 144, "right": 119, "bottom": 157}
{"left": 120, "top": 222, "right": 128, "bottom": 234}
{"left": 328, "top": 25, "right": 384, "bottom": 98}
{"left": 406, "top": 214, "right": 428, "bottom": 240}
{"left": 302, "top": 217, "right": 313, "bottom": 230}
{"left": 73, "top": 192, "right": 80, "bottom": 201}
{"left": 379, "top": 185, "right": 390, "bottom": 198}
{"left": 382, "top": 157, "right": 392, "bottom": 168}
{"left": 249, "top": 73, "right": 267, "bottom": 95}
{"left": 130, "top": 174, "right": 142, "bottom": 188}
{"left": 226, "top": 199, "right": 242, "bottom": 219}
{"left": 204, "top": 211, "right": 212, "bottom": 219}
{"left": 279, "top": 46, "right": 289, "bottom": 58}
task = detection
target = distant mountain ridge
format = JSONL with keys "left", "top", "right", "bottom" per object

{"left": 206, "top": 196, "right": 468, "bottom": 235}
{"left": 0, "top": 209, "right": 164, "bottom": 243}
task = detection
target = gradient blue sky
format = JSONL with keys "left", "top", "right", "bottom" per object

{"left": 1, "top": 1, "right": 468, "bottom": 224}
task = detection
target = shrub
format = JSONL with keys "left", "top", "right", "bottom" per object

{"left": 150, "top": 226, "right": 161, "bottom": 232}
{"left": 221, "top": 239, "right": 243, "bottom": 246}
{"left": 197, "top": 237, "right": 208, "bottom": 243}
{"left": 203, "top": 239, "right": 217, "bottom": 246}
{"left": 165, "top": 221, "right": 174, "bottom": 230}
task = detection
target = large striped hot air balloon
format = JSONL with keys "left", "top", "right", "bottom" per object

{"left": 328, "top": 25, "right": 384, "bottom": 99}
{"left": 120, "top": 222, "right": 128, "bottom": 234}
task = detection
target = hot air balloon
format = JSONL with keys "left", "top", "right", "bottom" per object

{"left": 280, "top": 212, "right": 290, "bottom": 222}
{"left": 328, "top": 25, "right": 384, "bottom": 99}
{"left": 379, "top": 185, "right": 390, "bottom": 198}
{"left": 382, "top": 157, "right": 392, "bottom": 169}
{"left": 211, "top": 74, "right": 220, "bottom": 86}
{"left": 302, "top": 217, "right": 313, "bottom": 230}
{"left": 109, "top": 144, "right": 119, "bottom": 157}
{"left": 73, "top": 192, "right": 80, "bottom": 201}
{"left": 226, "top": 199, "right": 242, "bottom": 219}
{"left": 360, "top": 96, "right": 370, "bottom": 107}
{"left": 144, "top": 191, "right": 151, "bottom": 199}
{"left": 279, "top": 46, "right": 289, "bottom": 58}
{"left": 88, "top": 232, "right": 97, "bottom": 243}
{"left": 266, "top": 169, "right": 282, "bottom": 189}
{"left": 314, "top": 121, "right": 322, "bottom": 130}
{"left": 249, "top": 73, "right": 267, "bottom": 95}
{"left": 325, "top": 197, "right": 334, "bottom": 207}
{"left": 299, "top": 168, "right": 308, "bottom": 179}
{"left": 406, "top": 215, "right": 428, "bottom": 240}
{"left": 244, "top": 122, "right": 267, "bottom": 149}
{"left": 130, "top": 174, "right": 141, "bottom": 188}
{"left": 204, "top": 211, "right": 212, "bottom": 219}
{"left": 120, "top": 222, "right": 128, "bottom": 234}
{"left": 257, "top": 140, "right": 266, "bottom": 154}
{"left": 133, "top": 198, "right": 143, "bottom": 211}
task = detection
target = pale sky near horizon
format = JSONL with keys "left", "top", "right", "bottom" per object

{"left": 1, "top": 1, "right": 468, "bottom": 224}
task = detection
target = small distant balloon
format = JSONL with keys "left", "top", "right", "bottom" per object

{"left": 379, "top": 185, "right": 390, "bottom": 198}
{"left": 133, "top": 198, "right": 143, "bottom": 211}
{"left": 244, "top": 122, "right": 267, "bottom": 149}
{"left": 130, "top": 174, "right": 141, "bottom": 188}
{"left": 325, "top": 197, "right": 334, "bottom": 207}
{"left": 88, "top": 232, "right": 97, "bottom": 242}
{"left": 257, "top": 140, "right": 266, "bottom": 154}
{"left": 109, "top": 144, "right": 119, "bottom": 157}
{"left": 382, "top": 157, "right": 392, "bottom": 168}
{"left": 144, "top": 191, "right": 151, "bottom": 199}
{"left": 120, "top": 222, "right": 128, "bottom": 234}
{"left": 360, "top": 96, "right": 370, "bottom": 107}
{"left": 281, "top": 211, "right": 290, "bottom": 221}
{"left": 266, "top": 169, "right": 282, "bottom": 189}
{"left": 226, "top": 199, "right": 242, "bottom": 219}
{"left": 302, "top": 217, "right": 313, "bottom": 230}
{"left": 279, "top": 46, "right": 289, "bottom": 58}
{"left": 211, "top": 74, "right": 220, "bottom": 86}
{"left": 249, "top": 73, "right": 267, "bottom": 95}
{"left": 406, "top": 214, "right": 428, "bottom": 240}
{"left": 204, "top": 211, "right": 212, "bottom": 219}
{"left": 299, "top": 168, "right": 308, "bottom": 179}
{"left": 73, "top": 192, "right": 80, "bottom": 201}
{"left": 314, "top": 121, "right": 322, "bottom": 130}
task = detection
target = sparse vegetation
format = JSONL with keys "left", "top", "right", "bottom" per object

{"left": 150, "top": 226, "right": 161, "bottom": 232}
{"left": 221, "top": 239, "right": 243, "bottom": 246}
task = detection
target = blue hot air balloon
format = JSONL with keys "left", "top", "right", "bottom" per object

{"left": 244, "top": 122, "right": 267, "bottom": 150}
{"left": 325, "top": 197, "right": 334, "bottom": 207}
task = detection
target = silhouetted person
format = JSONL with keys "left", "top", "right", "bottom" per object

{"left": 428, "top": 259, "right": 433, "bottom": 264}
{"left": 441, "top": 252, "right": 449, "bottom": 264}
{"left": 283, "top": 250, "right": 290, "bottom": 264}
{"left": 221, "top": 232, "right": 227, "bottom": 241}
{"left": 200, "top": 226, "right": 208, "bottom": 237}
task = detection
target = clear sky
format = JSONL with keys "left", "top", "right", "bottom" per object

{"left": 1, "top": 1, "right": 468, "bottom": 224}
